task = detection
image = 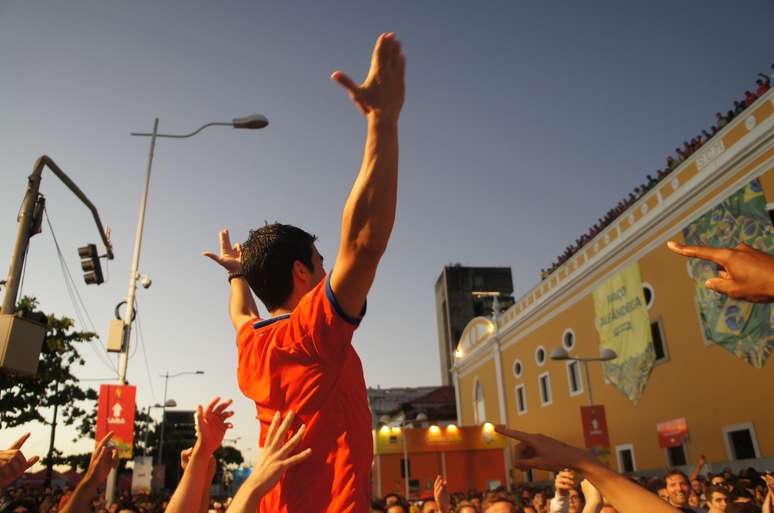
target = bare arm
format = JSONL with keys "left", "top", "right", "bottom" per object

{"left": 688, "top": 454, "right": 705, "bottom": 482}
{"left": 495, "top": 427, "right": 682, "bottom": 513}
{"left": 180, "top": 448, "right": 217, "bottom": 513}
{"left": 165, "top": 398, "right": 233, "bottom": 513}
{"left": 226, "top": 411, "right": 310, "bottom": 513}
{"left": 60, "top": 433, "right": 118, "bottom": 513}
{"left": 580, "top": 478, "right": 603, "bottom": 513}
{"left": 329, "top": 32, "right": 405, "bottom": 318}
{"left": 204, "top": 229, "right": 260, "bottom": 330}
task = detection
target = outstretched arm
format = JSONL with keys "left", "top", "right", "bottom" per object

{"left": 688, "top": 454, "right": 705, "bottom": 482}
{"left": 667, "top": 241, "right": 774, "bottom": 302}
{"left": 329, "top": 32, "right": 405, "bottom": 319}
{"left": 495, "top": 427, "right": 682, "bottom": 513}
{"left": 204, "top": 229, "right": 260, "bottom": 330}
{"left": 166, "top": 398, "right": 233, "bottom": 513}
{"left": 227, "top": 411, "right": 311, "bottom": 513}
{"left": 60, "top": 432, "right": 118, "bottom": 513}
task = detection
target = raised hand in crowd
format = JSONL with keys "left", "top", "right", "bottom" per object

{"left": 0, "top": 433, "right": 40, "bottom": 489}
{"left": 227, "top": 410, "right": 311, "bottom": 513}
{"left": 59, "top": 431, "right": 119, "bottom": 513}
{"left": 165, "top": 397, "right": 233, "bottom": 513}
{"left": 494, "top": 426, "right": 682, "bottom": 513}
{"left": 433, "top": 475, "right": 451, "bottom": 513}
{"left": 180, "top": 447, "right": 217, "bottom": 513}
{"left": 762, "top": 474, "right": 774, "bottom": 513}
{"left": 203, "top": 228, "right": 259, "bottom": 330}
{"left": 580, "top": 479, "right": 603, "bottom": 513}
{"left": 667, "top": 241, "right": 774, "bottom": 302}
{"left": 549, "top": 469, "right": 575, "bottom": 513}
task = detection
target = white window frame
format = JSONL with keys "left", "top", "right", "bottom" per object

{"left": 473, "top": 379, "right": 486, "bottom": 425}
{"left": 642, "top": 281, "right": 655, "bottom": 310}
{"left": 515, "top": 384, "right": 527, "bottom": 415}
{"left": 651, "top": 317, "right": 670, "bottom": 365}
{"left": 722, "top": 422, "right": 761, "bottom": 461}
{"left": 535, "top": 345, "right": 546, "bottom": 366}
{"left": 513, "top": 358, "right": 523, "bottom": 378}
{"left": 538, "top": 372, "right": 552, "bottom": 406}
{"left": 615, "top": 443, "right": 637, "bottom": 473}
{"left": 562, "top": 328, "right": 576, "bottom": 351}
{"left": 566, "top": 360, "right": 584, "bottom": 397}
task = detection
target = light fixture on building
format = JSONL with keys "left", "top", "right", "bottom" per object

{"left": 483, "top": 422, "right": 495, "bottom": 433}
{"left": 455, "top": 348, "right": 464, "bottom": 358}
{"left": 447, "top": 424, "right": 459, "bottom": 432}
{"left": 380, "top": 425, "right": 390, "bottom": 434}
{"left": 429, "top": 425, "right": 441, "bottom": 434}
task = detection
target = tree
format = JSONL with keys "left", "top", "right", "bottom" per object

{"left": 0, "top": 296, "right": 100, "bottom": 482}
{"left": 0, "top": 296, "right": 99, "bottom": 430}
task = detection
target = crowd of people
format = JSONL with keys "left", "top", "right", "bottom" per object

{"left": 371, "top": 463, "right": 774, "bottom": 513}
{"left": 540, "top": 63, "right": 774, "bottom": 280}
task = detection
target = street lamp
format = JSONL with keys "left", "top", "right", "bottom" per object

{"left": 380, "top": 412, "right": 428, "bottom": 499}
{"left": 550, "top": 347, "right": 617, "bottom": 405}
{"left": 157, "top": 370, "right": 205, "bottom": 466}
{"left": 105, "top": 115, "right": 267, "bottom": 505}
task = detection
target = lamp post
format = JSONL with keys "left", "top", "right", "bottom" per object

{"left": 104, "top": 115, "right": 268, "bottom": 505}
{"left": 550, "top": 347, "right": 618, "bottom": 405}
{"left": 380, "top": 412, "right": 428, "bottom": 499}
{"left": 157, "top": 370, "right": 204, "bottom": 466}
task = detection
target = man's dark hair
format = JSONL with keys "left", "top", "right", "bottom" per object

{"left": 241, "top": 223, "right": 317, "bottom": 311}
{"left": 706, "top": 485, "right": 728, "bottom": 500}
{"left": 665, "top": 469, "right": 688, "bottom": 482}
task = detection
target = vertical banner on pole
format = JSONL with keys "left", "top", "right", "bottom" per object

{"left": 580, "top": 405, "right": 611, "bottom": 464}
{"left": 96, "top": 384, "right": 137, "bottom": 459}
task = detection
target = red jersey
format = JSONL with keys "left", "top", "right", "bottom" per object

{"left": 236, "top": 274, "right": 372, "bottom": 513}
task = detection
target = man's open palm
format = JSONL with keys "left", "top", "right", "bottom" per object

{"left": 331, "top": 32, "right": 405, "bottom": 118}
{"left": 203, "top": 229, "right": 242, "bottom": 273}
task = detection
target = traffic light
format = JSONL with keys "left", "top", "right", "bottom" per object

{"left": 78, "top": 244, "right": 104, "bottom": 285}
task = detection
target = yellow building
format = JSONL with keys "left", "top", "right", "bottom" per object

{"left": 452, "top": 88, "right": 774, "bottom": 484}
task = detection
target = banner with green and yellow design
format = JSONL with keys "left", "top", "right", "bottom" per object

{"left": 592, "top": 263, "right": 655, "bottom": 404}
{"left": 682, "top": 179, "right": 774, "bottom": 368}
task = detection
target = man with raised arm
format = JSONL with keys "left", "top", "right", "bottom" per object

{"left": 204, "top": 32, "right": 404, "bottom": 513}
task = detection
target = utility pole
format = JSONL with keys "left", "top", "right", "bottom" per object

{"left": 45, "top": 380, "right": 61, "bottom": 487}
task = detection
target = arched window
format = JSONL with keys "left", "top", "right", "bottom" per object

{"left": 473, "top": 380, "right": 486, "bottom": 425}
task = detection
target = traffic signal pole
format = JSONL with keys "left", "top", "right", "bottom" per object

{"left": 105, "top": 118, "right": 158, "bottom": 505}
{"left": 2, "top": 156, "right": 113, "bottom": 315}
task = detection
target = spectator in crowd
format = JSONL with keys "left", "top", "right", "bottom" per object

{"left": 0, "top": 434, "right": 39, "bottom": 490}
{"left": 705, "top": 486, "right": 729, "bottom": 513}
{"left": 744, "top": 90, "right": 758, "bottom": 107}
{"left": 664, "top": 470, "right": 694, "bottom": 513}
{"left": 756, "top": 78, "right": 770, "bottom": 96}
{"left": 481, "top": 491, "right": 516, "bottom": 513}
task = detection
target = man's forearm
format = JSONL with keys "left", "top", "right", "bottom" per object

{"left": 225, "top": 474, "right": 269, "bottom": 513}
{"left": 59, "top": 473, "right": 99, "bottom": 513}
{"left": 578, "top": 459, "right": 681, "bottom": 513}
{"left": 166, "top": 450, "right": 212, "bottom": 513}
{"left": 340, "top": 113, "right": 398, "bottom": 257}
{"left": 229, "top": 277, "right": 259, "bottom": 330}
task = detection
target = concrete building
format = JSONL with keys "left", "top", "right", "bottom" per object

{"left": 452, "top": 89, "right": 774, "bottom": 484}
{"left": 435, "top": 266, "right": 514, "bottom": 386}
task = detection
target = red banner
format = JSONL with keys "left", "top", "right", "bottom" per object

{"left": 580, "top": 405, "right": 610, "bottom": 463}
{"left": 657, "top": 418, "right": 688, "bottom": 448}
{"left": 96, "top": 384, "right": 136, "bottom": 459}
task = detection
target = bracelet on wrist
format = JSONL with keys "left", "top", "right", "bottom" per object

{"left": 228, "top": 272, "right": 245, "bottom": 283}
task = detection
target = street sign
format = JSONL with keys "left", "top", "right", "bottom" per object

{"left": 580, "top": 405, "right": 611, "bottom": 463}
{"left": 96, "top": 384, "right": 136, "bottom": 459}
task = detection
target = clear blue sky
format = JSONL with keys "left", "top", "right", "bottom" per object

{"left": 1, "top": 0, "right": 772, "bottom": 460}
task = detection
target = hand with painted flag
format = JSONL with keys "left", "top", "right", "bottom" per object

{"left": 0, "top": 433, "right": 39, "bottom": 487}
{"left": 667, "top": 241, "right": 774, "bottom": 302}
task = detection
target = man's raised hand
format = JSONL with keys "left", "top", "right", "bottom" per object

{"left": 331, "top": 32, "right": 405, "bottom": 119}
{"left": 433, "top": 475, "right": 451, "bottom": 513}
{"left": 554, "top": 469, "right": 576, "bottom": 496}
{"left": 0, "top": 433, "right": 40, "bottom": 488}
{"left": 194, "top": 397, "right": 234, "bottom": 456}
{"left": 494, "top": 427, "right": 590, "bottom": 472}
{"left": 85, "top": 432, "right": 119, "bottom": 484}
{"left": 667, "top": 241, "right": 774, "bottom": 302}
{"left": 203, "top": 229, "right": 242, "bottom": 273}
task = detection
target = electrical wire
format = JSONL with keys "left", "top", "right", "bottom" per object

{"left": 43, "top": 208, "right": 118, "bottom": 376}
{"left": 134, "top": 300, "right": 157, "bottom": 403}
